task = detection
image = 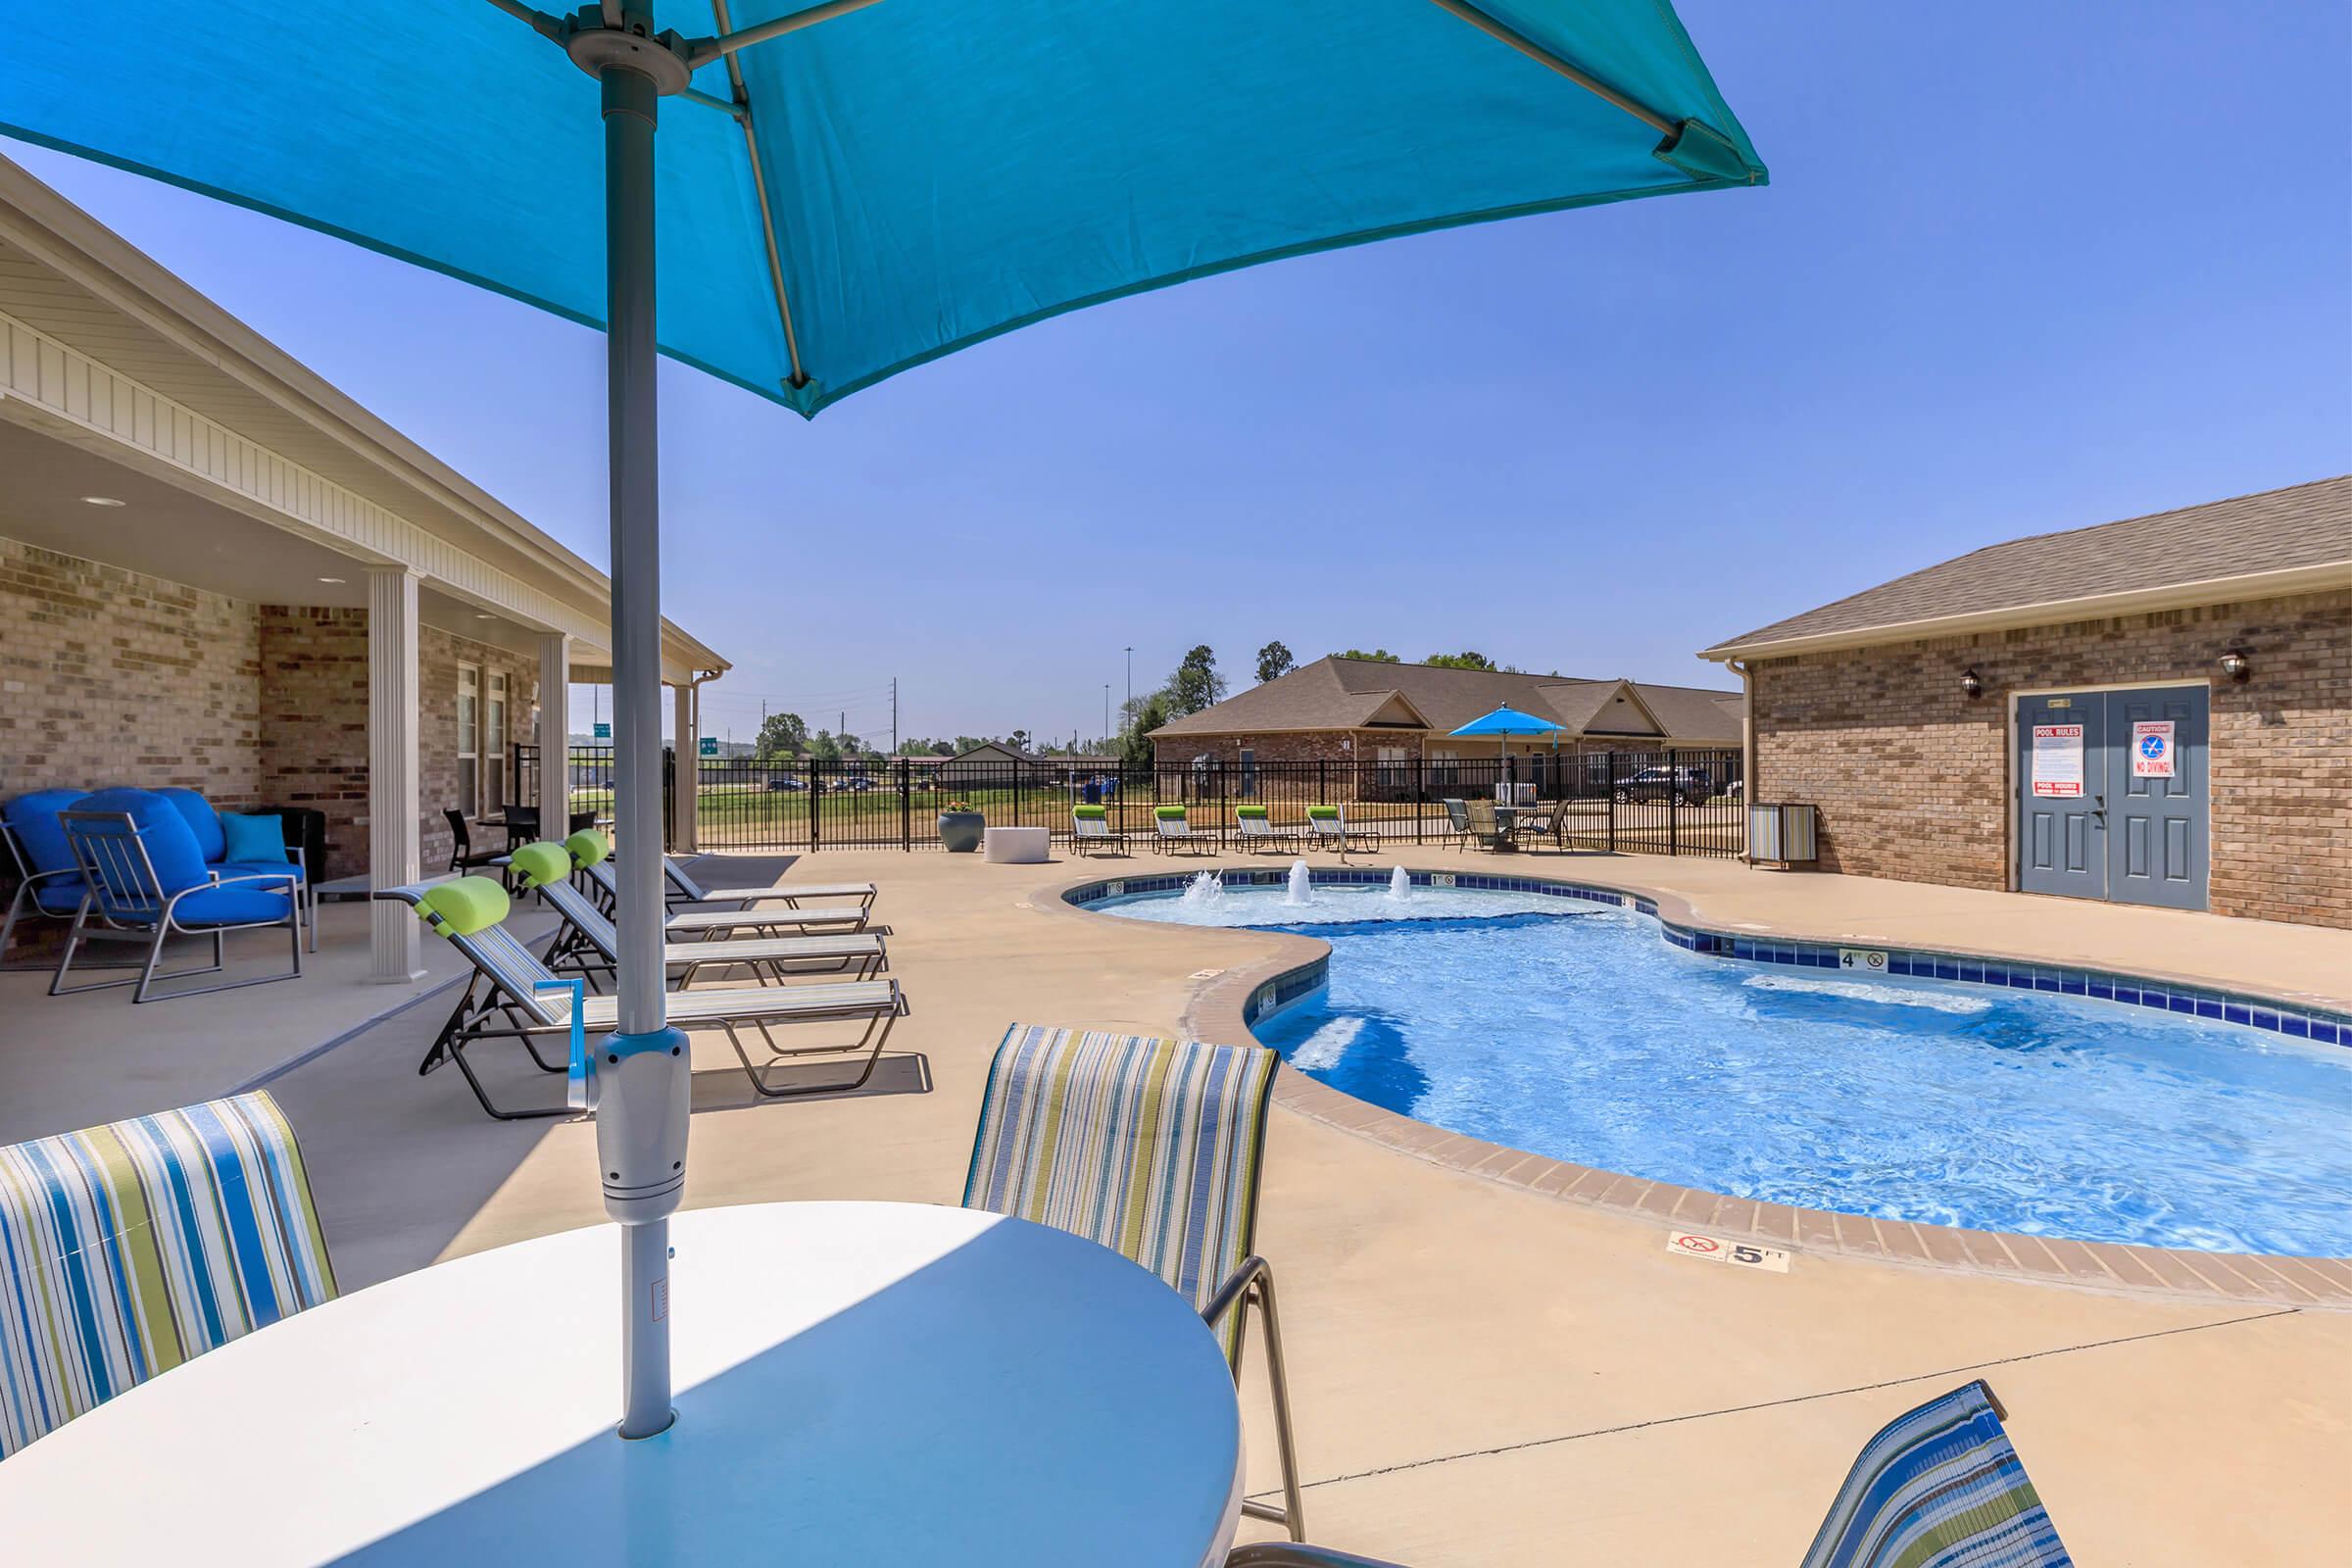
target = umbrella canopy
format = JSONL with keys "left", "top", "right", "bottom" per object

{"left": 3, "top": 0, "right": 1764, "bottom": 417}
{"left": 1, "top": 0, "right": 1763, "bottom": 1450}
{"left": 1449, "top": 705, "right": 1565, "bottom": 738}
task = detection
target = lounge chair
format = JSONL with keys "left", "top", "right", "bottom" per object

{"left": 1226, "top": 1380, "right": 2071, "bottom": 1568}
{"left": 1800, "top": 1381, "right": 2071, "bottom": 1566}
{"left": 1152, "top": 804, "right": 1212, "bottom": 855}
{"left": 52, "top": 794, "right": 303, "bottom": 1003}
{"left": 0, "top": 1091, "right": 337, "bottom": 1457}
{"left": 1070, "top": 803, "right": 1129, "bottom": 857}
{"left": 442, "top": 808, "right": 506, "bottom": 873}
{"left": 1233, "top": 803, "right": 1298, "bottom": 853}
{"left": 662, "top": 855, "right": 877, "bottom": 914}
{"left": 510, "top": 843, "right": 888, "bottom": 988}
{"left": 584, "top": 855, "right": 871, "bottom": 936}
{"left": 964, "top": 1024, "right": 1305, "bottom": 1542}
{"left": 1304, "top": 804, "right": 1375, "bottom": 857}
{"left": 377, "top": 875, "right": 906, "bottom": 1118}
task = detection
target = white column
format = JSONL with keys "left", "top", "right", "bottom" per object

{"left": 368, "top": 565, "right": 424, "bottom": 982}
{"left": 538, "top": 633, "right": 571, "bottom": 844}
{"left": 670, "top": 681, "right": 698, "bottom": 853}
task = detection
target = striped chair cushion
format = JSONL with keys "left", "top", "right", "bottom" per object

{"left": 1803, "top": 1381, "right": 2072, "bottom": 1568}
{"left": 0, "top": 1092, "right": 338, "bottom": 1457}
{"left": 961, "top": 1024, "right": 1278, "bottom": 1356}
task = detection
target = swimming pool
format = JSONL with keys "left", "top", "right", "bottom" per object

{"left": 1093, "top": 871, "right": 2352, "bottom": 1256}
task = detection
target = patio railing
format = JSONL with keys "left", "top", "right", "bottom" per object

{"left": 516, "top": 746, "right": 1744, "bottom": 858}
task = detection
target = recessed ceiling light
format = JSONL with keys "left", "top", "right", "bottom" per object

{"left": 79, "top": 495, "right": 125, "bottom": 508}
{"left": 475, "top": 612, "right": 495, "bottom": 619}
{"left": 317, "top": 575, "right": 346, "bottom": 584}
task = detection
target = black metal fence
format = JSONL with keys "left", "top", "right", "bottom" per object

{"left": 517, "top": 745, "right": 1743, "bottom": 858}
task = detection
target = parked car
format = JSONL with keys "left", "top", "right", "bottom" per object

{"left": 1614, "top": 765, "right": 1715, "bottom": 806}
{"left": 765, "top": 775, "right": 806, "bottom": 792}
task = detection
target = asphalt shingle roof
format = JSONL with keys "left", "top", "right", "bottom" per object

{"left": 1152, "top": 659, "right": 1740, "bottom": 744}
{"left": 1703, "top": 477, "right": 2352, "bottom": 655}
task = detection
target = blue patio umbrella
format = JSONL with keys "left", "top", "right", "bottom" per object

{"left": 1451, "top": 704, "right": 1564, "bottom": 792}
{"left": 3, "top": 0, "right": 1765, "bottom": 1443}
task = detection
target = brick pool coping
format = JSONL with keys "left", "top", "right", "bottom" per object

{"left": 1054, "top": 861, "right": 2352, "bottom": 1310}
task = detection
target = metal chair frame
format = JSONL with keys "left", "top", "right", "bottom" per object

{"left": 442, "top": 808, "right": 507, "bottom": 873}
{"left": 1070, "top": 814, "right": 1131, "bottom": 857}
{"left": 1201, "top": 1254, "right": 1308, "bottom": 1542}
{"left": 537, "top": 879, "right": 888, "bottom": 991}
{"left": 1153, "top": 810, "right": 1215, "bottom": 855}
{"left": 0, "top": 819, "right": 112, "bottom": 973}
{"left": 51, "top": 810, "right": 303, "bottom": 1003}
{"left": 1305, "top": 808, "right": 1376, "bottom": 859}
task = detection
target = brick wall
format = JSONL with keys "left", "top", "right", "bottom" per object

{"left": 1750, "top": 588, "right": 2352, "bottom": 928}
{"left": 0, "top": 536, "right": 262, "bottom": 804}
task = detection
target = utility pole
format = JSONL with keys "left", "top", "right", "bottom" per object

{"left": 892, "top": 676, "right": 899, "bottom": 757}
{"left": 1103, "top": 683, "right": 1110, "bottom": 749}
{"left": 1124, "top": 646, "right": 1133, "bottom": 713}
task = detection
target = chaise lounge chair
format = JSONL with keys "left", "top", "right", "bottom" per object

{"left": 1304, "top": 804, "right": 1375, "bottom": 858}
{"left": 1152, "top": 804, "right": 1213, "bottom": 855}
{"left": 585, "top": 853, "right": 872, "bottom": 936}
{"left": 377, "top": 875, "right": 906, "bottom": 1118}
{"left": 0, "top": 1091, "right": 337, "bottom": 1457}
{"left": 512, "top": 843, "right": 888, "bottom": 989}
{"left": 1070, "top": 803, "right": 1130, "bottom": 857}
{"left": 662, "top": 855, "right": 877, "bottom": 914}
{"left": 964, "top": 1024, "right": 1306, "bottom": 1543}
{"left": 1233, "top": 804, "right": 1299, "bottom": 853}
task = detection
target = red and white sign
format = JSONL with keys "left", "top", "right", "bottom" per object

{"left": 2031, "top": 723, "right": 2084, "bottom": 798}
{"left": 1665, "top": 1231, "right": 1790, "bottom": 1273}
{"left": 2132, "top": 720, "right": 2177, "bottom": 779}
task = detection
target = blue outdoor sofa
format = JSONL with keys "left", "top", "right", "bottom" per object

{"left": 2, "top": 786, "right": 320, "bottom": 976}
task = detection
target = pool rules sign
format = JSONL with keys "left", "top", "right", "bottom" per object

{"left": 2031, "top": 723, "right": 2085, "bottom": 798}
{"left": 2132, "top": 720, "right": 2177, "bottom": 779}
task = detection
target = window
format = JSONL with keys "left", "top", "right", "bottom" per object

{"left": 1238, "top": 747, "right": 1256, "bottom": 799}
{"left": 1376, "top": 746, "right": 1407, "bottom": 792}
{"left": 1431, "top": 749, "right": 1459, "bottom": 787}
{"left": 457, "top": 662, "right": 480, "bottom": 817}
{"left": 483, "top": 672, "right": 509, "bottom": 813}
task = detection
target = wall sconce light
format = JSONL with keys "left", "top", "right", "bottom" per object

{"left": 2219, "top": 648, "right": 2250, "bottom": 683}
{"left": 1958, "top": 667, "right": 1984, "bottom": 700}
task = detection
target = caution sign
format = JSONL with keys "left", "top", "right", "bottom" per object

{"left": 1666, "top": 1231, "right": 1790, "bottom": 1273}
{"left": 2132, "top": 720, "right": 2176, "bottom": 779}
{"left": 2031, "top": 723, "right": 2084, "bottom": 798}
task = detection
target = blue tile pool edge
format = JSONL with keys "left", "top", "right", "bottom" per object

{"left": 1063, "top": 867, "right": 2352, "bottom": 1051}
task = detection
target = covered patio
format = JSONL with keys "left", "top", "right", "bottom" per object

{"left": 0, "top": 157, "right": 725, "bottom": 996}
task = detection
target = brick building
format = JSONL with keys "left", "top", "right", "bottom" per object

{"left": 1151, "top": 657, "right": 1740, "bottom": 798}
{"left": 0, "top": 156, "right": 727, "bottom": 979}
{"left": 1701, "top": 477, "right": 2351, "bottom": 928}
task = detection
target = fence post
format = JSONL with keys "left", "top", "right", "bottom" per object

{"left": 1415, "top": 755, "right": 1426, "bottom": 845}
{"left": 808, "top": 760, "right": 820, "bottom": 849}
{"left": 898, "top": 757, "right": 910, "bottom": 851}
{"left": 1607, "top": 751, "right": 1618, "bottom": 854}
{"left": 1668, "top": 747, "right": 1680, "bottom": 857}
{"left": 1316, "top": 758, "right": 1327, "bottom": 811}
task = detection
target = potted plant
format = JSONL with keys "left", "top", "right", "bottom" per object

{"left": 937, "top": 801, "right": 985, "bottom": 853}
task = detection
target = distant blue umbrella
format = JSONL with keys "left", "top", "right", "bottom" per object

{"left": 2, "top": 0, "right": 1765, "bottom": 1446}
{"left": 1451, "top": 705, "right": 1563, "bottom": 791}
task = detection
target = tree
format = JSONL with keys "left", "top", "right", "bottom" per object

{"left": 754, "top": 710, "right": 808, "bottom": 760}
{"left": 1007, "top": 728, "right": 1031, "bottom": 752}
{"left": 1334, "top": 648, "right": 1401, "bottom": 663}
{"left": 1119, "top": 690, "right": 1173, "bottom": 768}
{"left": 807, "top": 729, "right": 841, "bottom": 761}
{"left": 1167, "top": 646, "right": 1226, "bottom": 716}
{"left": 1423, "top": 651, "right": 1516, "bottom": 672}
{"left": 1255, "top": 640, "right": 1295, "bottom": 685}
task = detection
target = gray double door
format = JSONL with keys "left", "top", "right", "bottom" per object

{"left": 2015, "top": 686, "right": 2208, "bottom": 910}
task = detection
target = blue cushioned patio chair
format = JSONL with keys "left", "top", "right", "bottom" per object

{"left": 0, "top": 1091, "right": 338, "bottom": 1457}
{"left": 1, "top": 789, "right": 92, "bottom": 970}
{"left": 963, "top": 1024, "right": 1304, "bottom": 1541}
{"left": 52, "top": 793, "right": 302, "bottom": 1003}
{"left": 377, "top": 874, "right": 906, "bottom": 1119}
{"left": 1800, "top": 1380, "right": 2072, "bottom": 1567}
{"left": 153, "top": 787, "right": 317, "bottom": 954}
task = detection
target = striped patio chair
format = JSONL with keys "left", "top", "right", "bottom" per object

{"left": 1069, "top": 804, "right": 1130, "bottom": 857}
{"left": 1152, "top": 804, "right": 1212, "bottom": 855}
{"left": 1802, "top": 1381, "right": 2072, "bottom": 1567}
{"left": 962, "top": 1024, "right": 1304, "bottom": 1542}
{"left": 0, "top": 1092, "right": 337, "bottom": 1457}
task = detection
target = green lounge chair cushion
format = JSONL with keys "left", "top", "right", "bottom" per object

{"left": 416, "top": 875, "right": 510, "bottom": 937}
{"left": 565, "top": 829, "right": 610, "bottom": 867}
{"left": 1073, "top": 805, "right": 1107, "bottom": 820}
{"left": 509, "top": 840, "right": 571, "bottom": 890}
{"left": 1306, "top": 805, "right": 1340, "bottom": 820}
{"left": 1235, "top": 805, "right": 1268, "bottom": 820}
{"left": 1154, "top": 806, "right": 1187, "bottom": 820}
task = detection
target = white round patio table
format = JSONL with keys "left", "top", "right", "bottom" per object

{"left": 0, "top": 1200, "right": 1244, "bottom": 1566}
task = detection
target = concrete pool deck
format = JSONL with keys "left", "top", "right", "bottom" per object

{"left": 3, "top": 849, "right": 2347, "bottom": 1563}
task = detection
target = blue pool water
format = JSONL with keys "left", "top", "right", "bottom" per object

{"left": 1099, "top": 879, "right": 2352, "bottom": 1255}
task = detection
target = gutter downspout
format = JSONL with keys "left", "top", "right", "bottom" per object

{"left": 1729, "top": 658, "right": 1754, "bottom": 867}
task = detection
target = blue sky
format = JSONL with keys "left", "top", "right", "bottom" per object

{"left": 8, "top": 1, "right": 2347, "bottom": 750}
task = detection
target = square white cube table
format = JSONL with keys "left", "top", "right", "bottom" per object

{"left": 983, "top": 825, "right": 1051, "bottom": 862}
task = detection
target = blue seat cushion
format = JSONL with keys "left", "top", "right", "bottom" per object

{"left": 31, "top": 878, "right": 87, "bottom": 915}
{"left": 170, "top": 885, "right": 293, "bottom": 927}
{"left": 216, "top": 859, "right": 304, "bottom": 885}
{"left": 154, "top": 788, "right": 227, "bottom": 862}
{"left": 71, "top": 788, "right": 212, "bottom": 898}
{"left": 3, "top": 789, "right": 90, "bottom": 876}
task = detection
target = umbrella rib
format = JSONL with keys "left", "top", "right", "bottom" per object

{"left": 710, "top": 0, "right": 811, "bottom": 389}
{"left": 685, "top": 0, "right": 887, "bottom": 71}
{"left": 1420, "top": 0, "right": 1677, "bottom": 137}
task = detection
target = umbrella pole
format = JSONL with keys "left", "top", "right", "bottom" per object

{"left": 596, "top": 45, "right": 690, "bottom": 1443}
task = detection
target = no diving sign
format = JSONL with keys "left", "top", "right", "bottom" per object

{"left": 1666, "top": 1231, "right": 1790, "bottom": 1273}
{"left": 2132, "top": 720, "right": 2176, "bottom": 778}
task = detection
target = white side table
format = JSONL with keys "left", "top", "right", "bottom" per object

{"left": 984, "top": 824, "right": 1052, "bottom": 862}
{"left": 0, "top": 1201, "right": 1243, "bottom": 1566}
